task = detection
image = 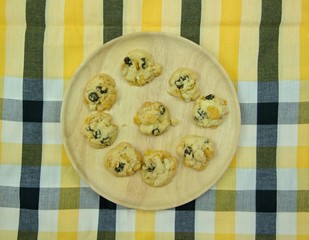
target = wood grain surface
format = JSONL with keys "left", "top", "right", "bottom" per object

{"left": 60, "top": 32, "right": 241, "bottom": 210}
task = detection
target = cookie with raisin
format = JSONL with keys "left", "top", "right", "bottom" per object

{"left": 141, "top": 150, "right": 177, "bottom": 187}
{"left": 82, "top": 112, "right": 118, "bottom": 148}
{"left": 104, "top": 142, "right": 142, "bottom": 177}
{"left": 168, "top": 67, "right": 200, "bottom": 102}
{"left": 84, "top": 73, "right": 117, "bottom": 111}
{"left": 176, "top": 135, "right": 215, "bottom": 171}
{"left": 193, "top": 94, "right": 228, "bottom": 128}
{"left": 121, "top": 49, "right": 162, "bottom": 86}
{"left": 134, "top": 101, "right": 173, "bottom": 136}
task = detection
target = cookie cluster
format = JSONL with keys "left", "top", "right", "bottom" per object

{"left": 81, "top": 48, "right": 229, "bottom": 187}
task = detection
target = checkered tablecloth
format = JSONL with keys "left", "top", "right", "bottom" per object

{"left": 0, "top": 0, "right": 308, "bottom": 239}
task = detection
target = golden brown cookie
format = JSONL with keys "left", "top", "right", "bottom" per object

{"left": 168, "top": 67, "right": 200, "bottom": 102}
{"left": 104, "top": 142, "right": 142, "bottom": 177}
{"left": 133, "top": 101, "right": 172, "bottom": 136}
{"left": 176, "top": 135, "right": 215, "bottom": 171}
{"left": 84, "top": 73, "right": 117, "bottom": 111}
{"left": 140, "top": 150, "right": 177, "bottom": 187}
{"left": 193, "top": 94, "right": 228, "bottom": 128}
{"left": 82, "top": 112, "right": 118, "bottom": 148}
{"left": 121, "top": 49, "right": 162, "bottom": 86}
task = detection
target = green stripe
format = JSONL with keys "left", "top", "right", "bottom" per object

{"left": 18, "top": 1, "right": 46, "bottom": 239}
{"left": 103, "top": 0, "right": 123, "bottom": 43}
{"left": 256, "top": 0, "right": 281, "bottom": 238}
{"left": 23, "top": 0, "right": 46, "bottom": 80}
{"left": 180, "top": 0, "right": 201, "bottom": 44}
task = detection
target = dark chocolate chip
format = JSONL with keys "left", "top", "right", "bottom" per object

{"left": 88, "top": 92, "right": 99, "bottom": 102}
{"left": 152, "top": 128, "right": 160, "bottom": 136}
{"left": 205, "top": 94, "right": 215, "bottom": 100}
{"left": 147, "top": 163, "right": 156, "bottom": 172}
{"left": 124, "top": 57, "right": 132, "bottom": 66}
{"left": 115, "top": 162, "right": 125, "bottom": 172}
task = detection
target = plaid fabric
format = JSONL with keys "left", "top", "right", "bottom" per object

{"left": 0, "top": 0, "right": 308, "bottom": 239}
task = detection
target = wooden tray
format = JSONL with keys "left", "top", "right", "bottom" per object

{"left": 61, "top": 32, "right": 241, "bottom": 210}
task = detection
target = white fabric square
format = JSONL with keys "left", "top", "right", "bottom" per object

{"left": 38, "top": 210, "right": 58, "bottom": 232}
{"left": 277, "top": 124, "right": 298, "bottom": 147}
{"left": 237, "top": 81, "right": 257, "bottom": 103}
{"left": 236, "top": 169, "right": 256, "bottom": 190}
{"left": 277, "top": 212, "right": 296, "bottom": 235}
{"left": 239, "top": 125, "right": 257, "bottom": 147}
{"left": 155, "top": 210, "right": 175, "bottom": 232}
{"left": 43, "top": 79, "right": 64, "bottom": 101}
{"left": 0, "top": 165, "right": 21, "bottom": 187}
{"left": 0, "top": 207, "right": 20, "bottom": 230}
{"left": 3, "top": 76, "right": 23, "bottom": 100}
{"left": 279, "top": 80, "right": 300, "bottom": 103}
{"left": 40, "top": 166, "right": 61, "bottom": 188}
{"left": 195, "top": 211, "right": 215, "bottom": 233}
{"left": 115, "top": 208, "right": 135, "bottom": 232}
{"left": 42, "top": 123, "right": 62, "bottom": 144}
{"left": 78, "top": 209, "right": 99, "bottom": 231}
{"left": 277, "top": 169, "right": 297, "bottom": 191}
{"left": 235, "top": 212, "right": 256, "bottom": 234}
{"left": 2, "top": 120, "right": 22, "bottom": 144}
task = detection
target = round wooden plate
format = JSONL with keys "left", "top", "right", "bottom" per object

{"left": 61, "top": 32, "right": 241, "bottom": 210}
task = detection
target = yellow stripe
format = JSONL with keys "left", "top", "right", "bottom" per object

{"left": 142, "top": 0, "right": 162, "bottom": 31}
{"left": 123, "top": 0, "right": 142, "bottom": 34}
{"left": 44, "top": 0, "right": 64, "bottom": 79}
{"left": 135, "top": 210, "right": 155, "bottom": 240}
{"left": 5, "top": 0, "right": 26, "bottom": 77}
{"left": 0, "top": 0, "right": 6, "bottom": 162}
{"left": 0, "top": 0, "right": 6, "bottom": 78}
{"left": 59, "top": 1, "right": 84, "bottom": 236}
{"left": 63, "top": 0, "right": 84, "bottom": 83}
{"left": 300, "top": 0, "right": 309, "bottom": 81}
{"left": 200, "top": 0, "right": 222, "bottom": 60}
{"left": 238, "top": 0, "right": 261, "bottom": 82}
{"left": 219, "top": 0, "right": 241, "bottom": 85}
{"left": 279, "top": 0, "right": 301, "bottom": 81}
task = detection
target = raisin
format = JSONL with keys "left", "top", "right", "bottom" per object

{"left": 88, "top": 92, "right": 99, "bottom": 102}
{"left": 115, "top": 162, "right": 125, "bottom": 172}
{"left": 159, "top": 105, "right": 166, "bottom": 115}
{"left": 100, "top": 136, "right": 111, "bottom": 145}
{"left": 205, "top": 94, "right": 215, "bottom": 100}
{"left": 180, "top": 75, "right": 189, "bottom": 81}
{"left": 197, "top": 108, "right": 206, "bottom": 118}
{"left": 175, "top": 79, "right": 184, "bottom": 89}
{"left": 124, "top": 57, "right": 132, "bottom": 66}
{"left": 96, "top": 86, "right": 108, "bottom": 94}
{"left": 147, "top": 163, "right": 156, "bottom": 172}
{"left": 93, "top": 129, "right": 101, "bottom": 139}
{"left": 141, "top": 57, "right": 146, "bottom": 69}
{"left": 184, "top": 146, "right": 193, "bottom": 157}
{"left": 152, "top": 128, "right": 160, "bottom": 136}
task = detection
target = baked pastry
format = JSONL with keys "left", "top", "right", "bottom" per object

{"left": 82, "top": 112, "right": 118, "bottom": 148}
{"left": 141, "top": 150, "right": 177, "bottom": 187}
{"left": 168, "top": 67, "right": 200, "bottom": 102}
{"left": 193, "top": 94, "right": 228, "bottom": 128}
{"left": 121, "top": 49, "right": 162, "bottom": 86}
{"left": 84, "top": 73, "right": 117, "bottom": 111}
{"left": 104, "top": 142, "right": 142, "bottom": 177}
{"left": 176, "top": 135, "right": 214, "bottom": 171}
{"left": 133, "top": 101, "right": 172, "bottom": 136}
